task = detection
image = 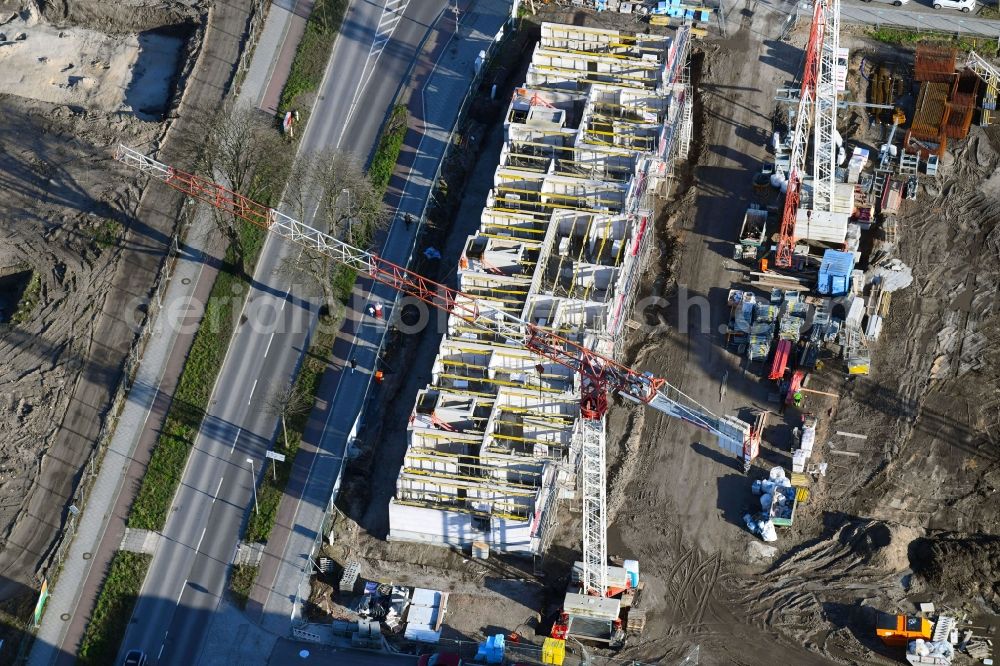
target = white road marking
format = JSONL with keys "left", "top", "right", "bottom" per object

{"left": 158, "top": 643, "right": 166, "bottom": 660}
{"left": 213, "top": 476, "right": 224, "bottom": 502}
{"left": 248, "top": 379, "right": 259, "bottom": 404}
{"left": 337, "top": 0, "right": 411, "bottom": 148}
{"left": 230, "top": 427, "right": 242, "bottom": 454}
{"left": 195, "top": 526, "right": 207, "bottom": 553}
{"left": 177, "top": 580, "right": 187, "bottom": 605}
{"left": 265, "top": 331, "right": 276, "bottom": 357}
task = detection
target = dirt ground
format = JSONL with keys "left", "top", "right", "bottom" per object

{"left": 605, "top": 13, "right": 1000, "bottom": 666}
{"left": 321, "top": 3, "right": 1000, "bottom": 664}
{"left": 0, "top": 0, "right": 206, "bottom": 598}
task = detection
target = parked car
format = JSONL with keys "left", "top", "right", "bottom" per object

{"left": 933, "top": 0, "right": 975, "bottom": 11}
{"left": 123, "top": 651, "right": 147, "bottom": 666}
{"left": 860, "top": 0, "right": 911, "bottom": 6}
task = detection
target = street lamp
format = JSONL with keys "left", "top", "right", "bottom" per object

{"left": 340, "top": 188, "right": 353, "bottom": 245}
{"left": 246, "top": 458, "right": 259, "bottom": 514}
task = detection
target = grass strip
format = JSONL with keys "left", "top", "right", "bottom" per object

{"left": 313, "top": 104, "right": 410, "bottom": 298}
{"left": 129, "top": 224, "right": 266, "bottom": 530}
{"left": 243, "top": 319, "right": 336, "bottom": 543}
{"left": 865, "top": 27, "right": 988, "bottom": 51}
{"left": 77, "top": 552, "right": 151, "bottom": 666}
{"left": 228, "top": 564, "right": 259, "bottom": 609}
{"left": 11, "top": 272, "right": 41, "bottom": 325}
{"left": 278, "top": 0, "right": 349, "bottom": 115}
{"left": 368, "top": 104, "right": 409, "bottom": 194}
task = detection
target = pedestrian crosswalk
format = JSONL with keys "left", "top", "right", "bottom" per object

{"left": 370, "top": 0, "right": 409, "bottom": 65}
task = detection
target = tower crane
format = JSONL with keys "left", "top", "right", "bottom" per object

{"left": 113, "top": 144, "right": 752, "bottom": 636}
{"left": 775, "top": 0, "right": 841, "bottom": 268}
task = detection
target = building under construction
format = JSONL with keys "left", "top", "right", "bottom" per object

{"left": 387, "top": 22, "right": 694, "bottom": 554}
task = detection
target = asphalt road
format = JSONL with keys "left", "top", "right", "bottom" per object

{"left": 840, "top": 0, "right": 1000, "bottom": 36}
{"left": 117, "top": 1, "right": 448, "bottom": 663}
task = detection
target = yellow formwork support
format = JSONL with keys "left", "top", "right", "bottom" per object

{"left": 393, "top": 497, "right": 527, "bottom": 522}
{"left": 400, "top": 467, "right": 538, "bottom": 499}
{"left": 411, "top": 429, "right": 481, "bottom": 442}
{"left": 534, "top": 51, "right": 661, "bottom": 71}
{"left": 488, "top": 432, "right": 567, "bottom": 447}
{"left": 440, "top": 359, "right": 566, "bottom": 380}
{"left": 476, "top": 233, "right": 544, "bottom": 247}
{"left": 438, "top": 372, "right": 564, "bottom": 394}
{"left": 496, "top": 184, "right": 622, "bottom": 197}
{"left": 530, "top": 67, "right": 656, "bottom": 91}
{"left": 537, "top": 44, "right": 661, "bottom": 63}
{"left": 589, "top": 113, "right": 661, "bottom": 127}
{"left": 509, "top": 138, "right": 633, "bottom": 159}
{"left": 402, "top": 466, "right": 539, "bottom": 492}
{"left": 493, "top": 196, "right": 621, "bottom": 215}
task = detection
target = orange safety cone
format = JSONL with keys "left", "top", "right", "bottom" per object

{"left": 374, "top": 370, "right": 384, "bottom": 383}
{"left": 759, "top": 257, "right": 769, "bottom": 272}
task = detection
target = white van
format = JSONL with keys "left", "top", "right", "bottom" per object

{"left": 933, "top": 0, "right": 976, "bottom": 11}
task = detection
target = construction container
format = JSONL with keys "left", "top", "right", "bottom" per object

{"left": 911, "top": 82, "right": 952, "bottom": 140}
{"left": 881, "top": 178, "right": 904, "bottom": 216}
{"left": 878, "top": 613, "right": 932, "bottom": 646}
{"left": 951, "top": 68, "right": 980, "bottom": 106}
{"left": 735, "top": 206, "right": 768, "bottom": 260}
{"left": 944, "top": 103, "right": 974, "bottom": 139}
{"left": 846, "top": 354, "right": 870, "bottom": 375}
{"left": 339, "top": 561, "right": 361, "bottom": 594}
{"left": 623, "top": 559, "right": 639, "bottom": 588}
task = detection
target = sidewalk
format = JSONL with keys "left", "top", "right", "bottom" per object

{"left": 27, "top": 2, "right": 312, "bottom": 664}
{"left": 246, "top": 0, "right": 512, "bottom": 637}
{"left": 244, "top": 0, "right": 316, "bottom": 114}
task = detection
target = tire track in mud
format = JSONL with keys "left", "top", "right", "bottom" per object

{"left": 661, "top": 547, "right": 724, "bottom": 634}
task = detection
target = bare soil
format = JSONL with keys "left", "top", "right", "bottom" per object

{"left": 0, "top": 0, "right": 205, "bottom": 599}
{"left": 605, "top": 13, "right": 1000, "bottom": 666}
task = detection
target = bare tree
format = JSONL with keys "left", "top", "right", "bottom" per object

{"left": 279, "top": 247, "right": 343, "bottom": 317}
{"left": 278, "top": 149, "right": 386, "bottom": 315}
{"left": 266, "top": 379, "right": 312, "bottom": 449}
{"left": 311, "top": 150, "right": 386, "bottom": 246}
{"left": 199, "top": 107, "right": 293, "bottom": 275}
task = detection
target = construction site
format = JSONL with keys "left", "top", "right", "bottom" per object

{"left": 386, "top": 23, "right": 696, "bottom": 561}
{"left": 311, "top": 1, "right": 1000, "bottom": 665}
{"left": 1, "top": 0, "right": 1000, "bottom": 663}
